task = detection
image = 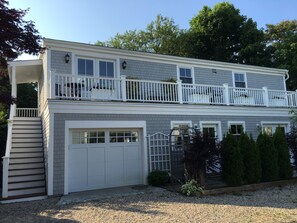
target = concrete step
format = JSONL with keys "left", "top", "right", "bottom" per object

{"left": 8, "top": 187, "right": 46, "bottom": 197}
{"left": 12, "top": 138, "right": 42, "bottom": 143}
{"left": 8, "top": 180, "right": 45, "bottom": 190}
{"left": 9, "top": 163, "right": 44, "bottom": 170}
{"left": 8, "top": 174, "right": 45, "bottom": 183}
{"left": 10, "top": 157, "right": 44, "bottom": 164}
{"left": 12, "top": 142, "right": 43, "bottom": 148}
{"left": 11, "top": 147, "right": 43, "bottom": 153}
{"left": 10, "top": 152, "right": 44, "bottom": 158}
{"left": 9, "top": 168, "right": 44, "bottom": 176}
{"left": 12, "top": 129, "right": 42, "bottom": 134}
{"left": 12, "top": 133, "right": 42, "bottom": 138}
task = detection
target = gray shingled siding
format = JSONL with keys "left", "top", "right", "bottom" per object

{"left": 51, "top": 50, "right": 72, "bottom": 74}
{"left": 194, "top": 67, "right": 233, "bottom": 86}
{"left": 53, "top": 113, "right": 290, "bottom": 195}
{"left": 120, "top": 58, "right": 177, "bottom": 81}
{"left": 247, "top": 73, "right": 285, "bottom": 90}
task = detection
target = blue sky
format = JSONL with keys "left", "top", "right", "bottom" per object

{"left": 9, "top": 0, "right": 297, "bottom": 59}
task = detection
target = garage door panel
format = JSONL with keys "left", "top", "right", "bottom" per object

{"left": 124, "top": 145, "right": 140, "bottom": 161}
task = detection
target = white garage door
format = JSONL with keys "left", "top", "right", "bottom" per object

{"left": 69, "top": 129, "right": 142, "bottom": 193}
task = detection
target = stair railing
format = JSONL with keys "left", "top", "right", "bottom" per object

{"left": 2, "top": 105, "right": 14, "bottom": 198}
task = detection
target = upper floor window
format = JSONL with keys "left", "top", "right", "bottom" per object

{"left": 229, "top": 123, "right": 244, "bottom": 141}
{"left": 99, "top": 61, "right": 114, "bottom": 78}
{"left": 78, "top": 58, "right": 94, "bottom": 76}
{"left": 179, "top": 68, "right": 193, "bottom": 84}
{"left": 234, "top": 72, "right": 246, "bottom": 88}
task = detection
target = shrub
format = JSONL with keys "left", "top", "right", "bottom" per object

{"left": 257, "top": 133, "right": 279, "bottom": 182}
{"left": 286, "top": 125, "right": 297, "bottom": 167}
{"left": 239, "top": 133, "right": 261, "bottom": 184}
{"left": 221, "top": 132, "right": 244, "bottom": 186}
{"left": 181, "top": 179, "right": 203, "bottom": 196}
{"left": 147, "top": 170, "right": 169, "bottom": 186}
{"left": 273, "top": 127, "right": 293, "bottom": 179}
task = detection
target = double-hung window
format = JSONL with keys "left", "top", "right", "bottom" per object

{"left": 179, "top": 68, "right": 193, "bottom": 84}
{"left": 78, "top": 58, "right": 94, "bottom": 76}
{"left": 234, "top": 72, "right": 246, "bottom": 88}
{"left": 262, "top": 123, "right": 288, "bottom": 137}
{"left": 99, "top": 61, "right": 114, "bottom": 78}
{"left": 228, "top": 122, "right": 245, "bottom": 141}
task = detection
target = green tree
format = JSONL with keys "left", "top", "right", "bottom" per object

{"left": 257, "top": 133, "right": 279, "bottom": 182}
{"left": 265, "top": 20, "right": 297, "bottom": 90}
{"left": 97, "top": 14, "right": 184, "bottom": 56}
{"left": 239, "top": 133, "right": 261, "bottom": 184}
{"left": 273, "top": 127, "right": 293, "bottom": 179}
{"left": 221, "top": 132, "right": 244, "bottom": 186}
{"left": 189, "top": 2, "right": 270, "bottom": 65}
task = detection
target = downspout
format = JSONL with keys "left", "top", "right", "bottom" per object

{"left": 285, "top": 70, "right": 289, "bottom": 81}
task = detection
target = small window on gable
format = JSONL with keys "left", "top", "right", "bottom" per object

{"left": 78, "top": 58, "right": 94, "bottom": 76}
{"left": 179, "top": 68, "right": 193, "bottom": 84}
{"left": 234, "top": 73, "right": 246, "bottom": 88}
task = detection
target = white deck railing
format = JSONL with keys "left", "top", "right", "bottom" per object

{"left": 51, "top": 72, "right": 297, "bottom": 108}
{"left": 16, "top": 108, "right": 39, "bottom": 117}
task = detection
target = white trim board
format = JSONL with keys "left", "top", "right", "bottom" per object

{"left": 48, "top": 100, "right": 292, "bottom": 118}
{"left": 63, "top": 120, "right": 147, "bottom": 195}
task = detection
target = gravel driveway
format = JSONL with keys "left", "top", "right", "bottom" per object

{"left": 0, "top": 184, "right": 297, "bottom": 223}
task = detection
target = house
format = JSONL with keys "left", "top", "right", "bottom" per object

{"left": 2, "top": 38, "right": 296, "bottom": 200}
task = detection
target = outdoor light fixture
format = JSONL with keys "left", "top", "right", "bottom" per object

{"left": 64, "top": 53, "right": 70, "bottom": 64}
{"left": 122, "top": 61, "right": 127, "bottom": 69}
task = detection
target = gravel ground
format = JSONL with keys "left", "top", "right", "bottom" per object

{"left": 0, "top": 185, "right": 297, "bottom": 223}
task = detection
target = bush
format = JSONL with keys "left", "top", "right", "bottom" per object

{"left": 221, "top": 132, "right": 244, "bottom": 186}
{"left": 147, "top": 170, "right": 169, "bottom": 186}
{"left": 273, "top": 127, "right": 293, "bottom": 179}
{"left": 181, "top": 179, "right": 203, "bottom": 196}
{"left": 239, "top": 133, "right": 261, "bottom": 184}
{"left": 257, "top": 133, "right": 279, "bottom": 182}
{"left": 286, "top": 125, "right": 297, "bottom": 167}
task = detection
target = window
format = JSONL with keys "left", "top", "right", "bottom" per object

{"left": 99, "top": 61, "right": 114, "bottom": 78}
{"left": 234, "top": 72, "right": 246, "bottom": 88}
{"left": 200, "top": 121, "right": 222, "bottom": 140}
{"left": 229, "top": 123, "right": 244, "bottom": 141}
{"left": 78, "top": 58, "right": 94, "bottom": 76}
{"left": 171, "top": 121, "right": 192, "bottom": 145}
{"left": 261, "top": 123, "right": 288, "bottom": 137}
{"left": 179, "top": 68, "right": 193, "bottom": 84}
{"left": 202, "top": 126, "right": 216, "bottom": 139}
{"left": 72, "top": 130, "right": 105, "bottom": 144}
{"left": 110, "top": 131, "right": 139, "bottom": 143}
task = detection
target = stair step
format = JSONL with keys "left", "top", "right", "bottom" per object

{"left": 9, "top": 174, "right": 45, "bottom": 183}
{"left": 13, "top": 125, "right": 41, "bottom": 129}
{"left": 10, "top": 157, "right": 44, "bottom": 164}
{"left": 10, "top": 152, "right": 44, "bottom": 158}
{"left": 12, "top": 138, "right": 42, "bottom": 143}
{"left": 9, "top": 168, "right": 44, "bottom": 176}
{"left": 13, "top": 117, "right": 40, "bottom": 121}
{"left": 13, "top": 120, "right": 41, "bottom": 125}
{"left": 8, "top": 187, "right": 46, "bottom": 197}
{"left": 12, "top": 129, "right": 42, "bottom": 134}
{"left": 8, "top": 180, "right": 45, "bottom": 190}
{"left": 9, "top": 163, "right": 44, "bottom": 170}
{"left": 12, "top": 142, "right": 43, "bottom": 148}
{"left": 12, "top": 133, "right": 42, "bottom": 138}
{"left": 11, "top": 148, "right": 43, "bottom": 153}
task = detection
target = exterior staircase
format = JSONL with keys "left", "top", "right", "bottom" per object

{"left": 6, "top": 117, "right": 46, "bottom": 198}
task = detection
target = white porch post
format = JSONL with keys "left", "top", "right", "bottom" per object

{"left": 262, "top": 87, "right": 269, "bottom": 107}
{"left": 223, "top": 83, "right": 230, "bottom": 106}
{"left": 121, "top": 75, "right": 127, "bottom": 102}
{"left": 11, "top": 66, "right": 17, "bottom": 117}
{"left": 177, "top": 80, "right": 183, "bottom": 104}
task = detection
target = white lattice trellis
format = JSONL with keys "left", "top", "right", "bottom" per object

{"left": 147, "top": 132, "right": 170, "bottom": 172}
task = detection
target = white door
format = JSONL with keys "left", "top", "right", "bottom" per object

{"left": 69, "top": 129, "right": 142, "bottom": 192}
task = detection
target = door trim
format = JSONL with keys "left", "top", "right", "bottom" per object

{"left": 64, "top": 120, "right": 147, "bottom": 195}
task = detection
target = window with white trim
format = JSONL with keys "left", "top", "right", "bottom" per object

{"left": 109, "top": 131, "right": 139, "bottom": 143}
{"left": 229, "top": 124, "right": 244, "bottom": 140}
{"left": 78, "top": 58, "right": 94, "bottom": 76}
{"left": 72, "top": 130, "right": 105, "bottom": 144}
{"left": 234, "top": 72, "right": 246, "bottom": 88}
{"left": 179, "top": 68, "right": 193, "bottom": 84}
{"left": 262, "top": 124, "right": 288, "bottom": 137}
{"left": 99, "top": 61, "right": 114, "bottom": 78}
{"left": 171, "top": 121, "right": 192, "bottom": 144}
{"left": 200, "top": 122, "right": 222, "bottom": 140}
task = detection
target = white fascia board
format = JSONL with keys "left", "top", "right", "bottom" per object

{"left": 47, "top": 100, "right": 292, "bottom": 118}
{"left": 43, "top": 38, "right": 287, "bottom": 77}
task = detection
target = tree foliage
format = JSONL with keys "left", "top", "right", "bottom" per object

{"left": 239, "top": 133, "right": 261, "bottom": 184}
{"left": 273, "top": 127, "right": 293, "bottom": 179}
{"left": 265, "top": 20, "right": 297, "bottom": 90}
{"left": 257, "top": 133, "right": 279, "bottom": 182}
{"left": 0, "top": 0, "right": 41, "bottom": 67}
{"left": 286, "top": 124, "right": 297, "bottom": 167}
{"left": 221, "top": 132, "right": 244, "bottom": 186}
